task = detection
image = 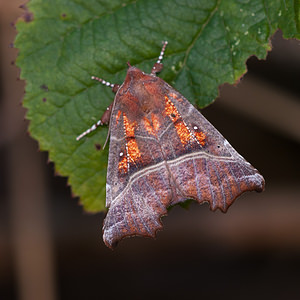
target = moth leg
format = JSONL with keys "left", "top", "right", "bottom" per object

{"left": 151, "top": 40, "right": 168, "bottom": 75}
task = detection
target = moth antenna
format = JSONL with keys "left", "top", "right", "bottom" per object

{"left": 91, "top": 76, "right": 115, "bottom": 89}
{"left": 91, "top": 76, "right": 120, "bottom": 94}
{"left": 91, "top": 73, "right": 119, "bottom": 148}
{"left": 157, "top": 41, "right": 168, "bottom": 64}
{"left": 76, "top": 119, "right": 103, "bottom": 141}
{"left": 151, "top": 41, "right": 168, "bottom": 75}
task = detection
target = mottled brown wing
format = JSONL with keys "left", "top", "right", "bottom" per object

{"left": 104, "top": 90, "right": 178, "bottom": 248}
{"left": 161, "top": 82, "right": 265, "bottom": 209}
{"left": 103, "top": 76, "right": 264, "bottom": 248}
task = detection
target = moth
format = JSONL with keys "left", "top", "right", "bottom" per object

{"left": 77, "top": 41, "right": 265, "bottom": 249}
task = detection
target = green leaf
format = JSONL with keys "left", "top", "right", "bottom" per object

{"left": 15, "top": 0, "right": 299, "bottom": 212}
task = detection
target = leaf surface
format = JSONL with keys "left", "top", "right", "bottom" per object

{"left": 15, "top": 0, "right": 300, "bottom": 211}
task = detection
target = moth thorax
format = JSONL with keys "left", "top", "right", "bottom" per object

{"left": 139, "top": 95, "right": 156, "bottom": 115}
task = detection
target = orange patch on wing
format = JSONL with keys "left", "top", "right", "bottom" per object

{"left": 194, "top": 131, "right": 206, "bottom": 146}
{"left": 165, "top": 96, "right": 191, "bottom": 145}
{"left": 118, "top": 113, "right": 141, "bottom": 174}
{"left": 123, "top": 114, "right": 136, "bottom": 137}
{"left": 127, "top": 139, "right": 141, "bottom": 162}
{"left": 152, "top": 113, "right": 160, "bottom": 132}
{"left": 174, "top": 121, "right": 191, "bottom": 145}
{"left": 165, "top": 96, "right": 180, "bottom": 121}
{"left": 169, "top": 92, "right": 184, "bottom": 102}
{"left": 169, "top": 92, "right": 178, "bottom": 99}
{"left": 144, "top": 113, "right": 161, "bottom": 136}
{"left": 118, "top": 156, "right": 128, "bottom": 173}
{"left": 144, "top": 117, "right": 155, "bottom": 136}
{"left": 115, "top": 110, "right": 122, "bottom": 124}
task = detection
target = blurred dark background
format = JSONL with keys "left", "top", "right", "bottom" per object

{"left": 1, "top": 2, "right": 300, "bottom": 300}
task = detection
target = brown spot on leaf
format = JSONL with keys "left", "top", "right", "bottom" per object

{"left": 23, "top": 11, "right": 33, "bottom": 22}
{"left": 18, "top": 4, "right": 34, "bottom": 23}
{"left": 95, "top": 143, "right": 102, "bottom": 150}
{"left": 40, "top": 84, "right": 49, "bottom": 91}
